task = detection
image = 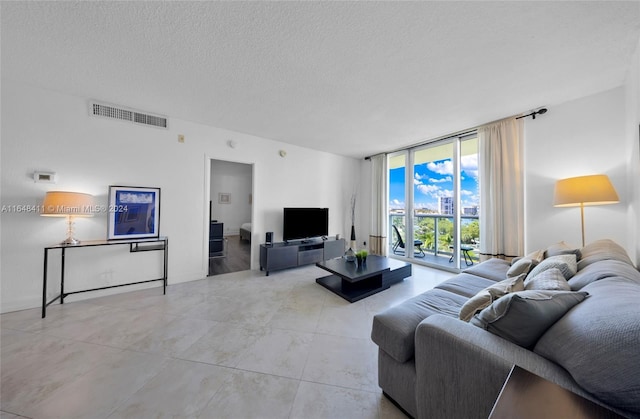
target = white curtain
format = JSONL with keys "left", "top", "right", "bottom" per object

{"left": 369, "top": 154, "right": 388, "bottom": 256}
{"left": 478, "top": 118, "right": 524, "bottom": 261}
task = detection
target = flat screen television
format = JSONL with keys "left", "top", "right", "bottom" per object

{"left": 283, "top": 207, "right": 329, "bottom": 242}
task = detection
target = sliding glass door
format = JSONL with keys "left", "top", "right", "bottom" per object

{"left": 388, "top": 134, "right": 479, "bottom": 270}
{"left": 388, "top": 153, "right": 409, "bottom": 256}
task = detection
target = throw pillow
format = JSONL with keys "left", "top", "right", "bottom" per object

{"left": 510, "top": 249, "right": 544, "bottom": 267}
{"left": 470, "top": 290, "right": 588, "bottom": 348}
{"left": 458, "top": 274, "right": 525, "bottom": 322}
{"left": 524, "top": 268, "right": 571, "bottom": 291}
{"left": 507, "top": 257, "right": 537, "bottom": 278}
{"left": 527, "top": 249, "right": 545, "bottom": 263}
{"left": 545, "top": 241, "right": 582, "bottom": 260}
{"left": 527, "top": 254, "right": 577, "bottom": 281}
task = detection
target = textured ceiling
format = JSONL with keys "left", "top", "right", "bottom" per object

{"left": 2, "top": 1, "right": 640, "bottom": 158}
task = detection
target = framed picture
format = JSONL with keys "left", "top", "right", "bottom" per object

{"left": 108, "top": 186, "right": 160, "bottom": 240}
{"left": 218, "top": 193, "right": 231, "bottom": 204}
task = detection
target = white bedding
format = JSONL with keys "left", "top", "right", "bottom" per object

{"left": 241, "top": 223, "right": 252, "bottom": 231}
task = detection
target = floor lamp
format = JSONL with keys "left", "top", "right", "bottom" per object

{"left": 553, "top": 174, "right": 619, "bottom": 247}
{"left": 41, "top": 191, "right": 94, "bottom": 245}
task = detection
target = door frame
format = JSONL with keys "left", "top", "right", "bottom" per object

{"left": 203, "top": 154, "right": 255, "bottom": 275}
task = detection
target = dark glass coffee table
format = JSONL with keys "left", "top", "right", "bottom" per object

{"left": 316, "top": 255, "right": 412, "bottom": 303}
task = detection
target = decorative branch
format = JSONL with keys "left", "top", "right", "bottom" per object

{"left": 350, "top": 193, "right": 356, "bottom": 226}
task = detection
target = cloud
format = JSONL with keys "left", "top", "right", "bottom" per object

{"left": 389, "top": 199, "right": 404, "bottom": 209}
{"left": 461, "top": 154, "right": 478, "bottom": 179}
{"left": 433, "top": 189, "right": 453, "bottom": 199}
{"left": 416, "top": 184, "right": 441, "bottom": 195}
{"left": 429, "top": 176, "right": 452, "bottom": 183}
{"left": 427, "top": 160, "right": 454, "bottom": 175}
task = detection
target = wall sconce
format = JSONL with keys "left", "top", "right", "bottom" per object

{"left": 41, "top": 191, "right": 94, "bottom": 245}
{"left": 553, "top": 174, "right": 619, "bottom": 247}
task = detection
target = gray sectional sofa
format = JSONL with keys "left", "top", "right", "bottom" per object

{"left": 371, "top": 239, "right": 640, "bottom": 418}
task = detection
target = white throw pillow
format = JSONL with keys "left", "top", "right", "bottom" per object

{"left": 459, "top": 274, "right": 525, "bottom": 322}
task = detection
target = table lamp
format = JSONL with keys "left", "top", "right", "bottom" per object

{"left": 553, "top": 174, "right": 619, "bottom": 247}
{"left": 41, "top": 191, "right": 94, "bottom": 245}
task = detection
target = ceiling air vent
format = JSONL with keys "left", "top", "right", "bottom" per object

{"left": 89, "top": 101, "right": 168, "bottom": 129}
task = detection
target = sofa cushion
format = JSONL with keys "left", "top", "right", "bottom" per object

{"left": 577, "top": 239, "right": 635, "bottom": 271}
{"left": 435, "top": 273, "right": 496, "bottom": 298}
{"left": 470, "top": 290, "right": 588, "bottom": 348}
{"left": 569, "top": 259, "right": 640, "bottom": 290}
{"left": 526, "top": 254, "right": 577, "bottom": 281}
{"left": 371, "top": 289, "right": 467, "bottom": 363}
{"left": 534, "top": 277, "right": 640, "bottom": 418}
{"left": 458, "top": 274, "right": 525, "bottom": 322}
{"left": 545, "top": 241, "right": 582, "bottom": 259}
{"left": 463, "top": 258, "right": 511, "bottom": 281}
{"left": 524, "top": 268, "right": 570, "bottom": 291}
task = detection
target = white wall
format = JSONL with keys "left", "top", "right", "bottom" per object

{"left": 625, "top": 36, "right": 640, "bottom": 264}
{"left": 210, "top": 160, "right": 252, "bottom": 236}
{"left": 0, "top": 82, "right": 361, "bottom": 313}
{"left": 524, "top": 87, "right": 629, "bottom": 254}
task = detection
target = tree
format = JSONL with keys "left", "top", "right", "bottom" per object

{"left": 461, "top": 220, "right": 480, "bottom": 244}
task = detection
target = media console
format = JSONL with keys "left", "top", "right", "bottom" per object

{"left": 259, "top": 237, "right": 345, "bottom": 276}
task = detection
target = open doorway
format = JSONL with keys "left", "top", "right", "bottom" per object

{"left": 208, "top": 159, "right": 253, "bottom": 276}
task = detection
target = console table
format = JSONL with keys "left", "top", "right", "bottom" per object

{"left": 42, "top": 237, "right": 168, "bottom": 318}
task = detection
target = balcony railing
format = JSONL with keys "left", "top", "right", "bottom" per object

{"left": 389, "top": 212, "right": 479, "bottom": 263}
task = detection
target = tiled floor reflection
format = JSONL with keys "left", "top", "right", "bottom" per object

{"left": 1, "top": 263, "right": 451, "bottom": 419}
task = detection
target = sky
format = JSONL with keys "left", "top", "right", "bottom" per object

{"left": 389, "top": 155, "right": 479, "bottom": 213}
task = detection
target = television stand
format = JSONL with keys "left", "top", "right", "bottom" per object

{"left": 260, "top": 237, "right": 345, "bottom": 276}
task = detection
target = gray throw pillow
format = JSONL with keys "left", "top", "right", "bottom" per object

{"left": 458, "top": 274, "right": 525, "bottom": 322}
{"left": 510, "top": 250, "right": 544, "bottom": 267}
{"left": 524, "top": 268, "right": 571, "bottom": 291}
{"left": 545, "top": 241, "right": 582, "bottom": 260}
{"left": 527, "top": 254, "right": 577, "bottom": 281}
{"left": 470, "top": 290, "right": 588, "bottom": 348}
{"left": 507, "top": 257, "right": 537, "bottom": 278}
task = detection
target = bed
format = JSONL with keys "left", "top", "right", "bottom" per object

{"left": 240, "top": 222, "right": 251, "bottom": 242}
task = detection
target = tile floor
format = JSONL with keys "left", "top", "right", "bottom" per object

{"left": 1, "top": 263, "right": 453, "bottom": 419}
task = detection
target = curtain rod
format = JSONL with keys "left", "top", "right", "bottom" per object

{"left": 364, "top": 107, "right": 547, "bottom": 160}
{"left": 364, "top": 128, "right": 477, "bottom": 160}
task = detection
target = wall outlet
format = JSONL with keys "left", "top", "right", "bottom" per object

{"left": 178, "top": 134, "right": 185, "bottom": 143}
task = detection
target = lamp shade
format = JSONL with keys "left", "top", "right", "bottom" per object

{"left": 553, "top": 175, "right": 619, "bottom": 208}
{"left": 41, "top": 191, "right": 94, "bottom": 217}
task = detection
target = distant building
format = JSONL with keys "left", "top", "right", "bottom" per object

{"left": 462, "top": 206, "right": 478, "bottom": 216}
{"left": 439, "top": 197, "right": 454, "bottom": 215}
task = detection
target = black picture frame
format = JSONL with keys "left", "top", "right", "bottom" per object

{"left": 108, "top": 186, "right": 161, "bottom": 240}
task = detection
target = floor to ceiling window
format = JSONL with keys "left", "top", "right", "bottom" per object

{"left": 388, "top": 133, "right": 479, "bottom": 270}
